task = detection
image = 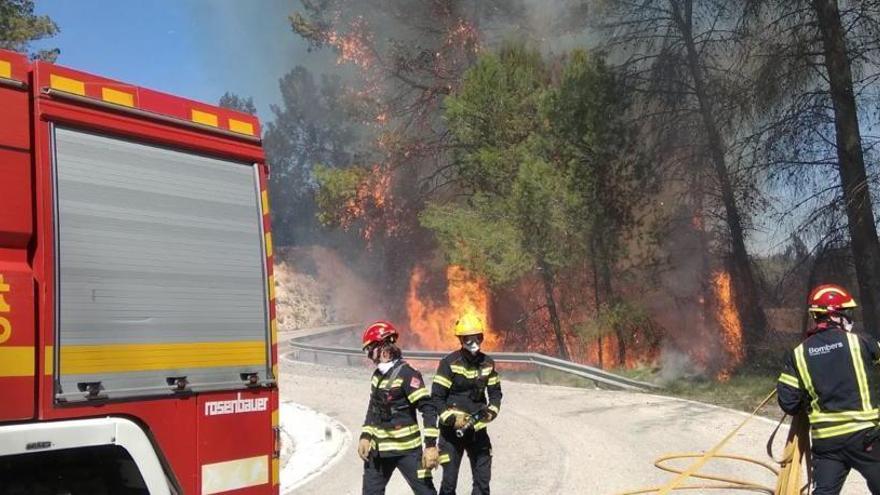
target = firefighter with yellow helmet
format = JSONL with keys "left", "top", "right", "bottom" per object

{"left": 430, "top": 314, "right": 502, "bottom": 495}
{"left": 777, "top": 284, "right": 880, "bottom": 494}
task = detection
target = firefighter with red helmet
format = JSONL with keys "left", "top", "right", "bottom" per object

{"left": 777, "top": 284, "right": 880, "bottom": 494}
{"left": 359, "top": 321, "right": 440, "bottom": 495}
{"left": 431, "top": 314, "right": 502, "bottom": 495}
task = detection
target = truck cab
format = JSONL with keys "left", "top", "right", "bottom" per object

{"left": 0, "top": 49, "right": 279, "bottom": 494}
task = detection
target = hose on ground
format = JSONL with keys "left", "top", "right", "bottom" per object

{"left": 617, "top": 390, "right": 811, "bottom": 494}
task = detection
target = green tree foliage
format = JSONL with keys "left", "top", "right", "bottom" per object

{"left": 422, "top": 44, "right": 583, "bottom": 359}
{"left": 313, "top": 165, "right": 370, "bottom": 228}
{"left": 545, "top": 49, "right": 650, "bottom": 363}
{"left": 443, "top": 44, "right": 548, "bottom": 196}
{"left": 421, "top": 42, "right": 651, "bottom": 360}
{"left": 218, "top": 92, "right": 257, "bottom": 115}
{"left": 419, "top": 201, "right": 530, "bottom": 285}
{"left": 0, "top": 0, "right": 59, "bottom": 61}
{"left": 263, "top": 66, "right": 359, "bottom": 244}
{"left": 546, "top": 50, "right": 644, "bottom": 299}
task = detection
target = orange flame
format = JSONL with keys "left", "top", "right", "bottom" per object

{"left": 333, "top": 164, "right": 394, "bottom": 243}
{"left": 406, "top": 265, "right": 500, "bottom": 351}
{"left": 713, "top": 270, "right": 744, "bottom": 380}
{"left": 326, "top": 17, "right": 374, "bottom": 68}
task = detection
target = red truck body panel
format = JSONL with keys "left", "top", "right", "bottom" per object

{"left": 0, "top": 49, "right": 279, "bottom": 494}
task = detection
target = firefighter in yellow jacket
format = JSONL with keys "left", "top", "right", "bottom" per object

{"left": 777, "top": 284, "right": 880, "bottom": 494}
{"left": 431, "top": 315, "right": 502, "bottom": 495}
{"left": 359, "top": 321, "right": 440, "bottom": 495}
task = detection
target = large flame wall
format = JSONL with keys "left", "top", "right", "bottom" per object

{"left": 406, "top": 265, "right": 500, "bottom": 351}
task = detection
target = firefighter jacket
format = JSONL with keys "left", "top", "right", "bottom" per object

{"left": 360, "top": 360, "right": 438, "bottom": 457}
{"left": 431, "top": 349, "right": 502, "bottom": 432}
{"left": 777, "top": 325, "right": 880, "bottom": 442}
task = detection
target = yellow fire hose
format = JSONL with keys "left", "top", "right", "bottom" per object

{"left": 618, "top": 390, "right": 812, "bottom": 494}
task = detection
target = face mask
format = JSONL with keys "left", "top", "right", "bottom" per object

{"left": 464, "top": 340, "right": 480, "bottom": 354}
{"left": 377, "top": 360, "right": 396, "bottom": 374}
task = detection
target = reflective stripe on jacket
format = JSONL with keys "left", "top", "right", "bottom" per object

{"left": 777, "top": 326, "right": 880, "bottom": 441}
{"left": 360, "top": 360, "right": 438, "bottom": 456}
{"left": 431, "top": 349, "right": 502, "bottom": 431}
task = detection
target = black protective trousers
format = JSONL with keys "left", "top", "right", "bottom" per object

{"left": 812, "top": 428, "right": 880, "bottom": 495}
{"left": 362, "top": 449, "right": 436, "bottom": 495}
{"left": 439, "top": 427, "right": 492, "bottom": 495}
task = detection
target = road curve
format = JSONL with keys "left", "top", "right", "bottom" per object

{"left": 279, "top": 357, "right": 869, "bottom": 495}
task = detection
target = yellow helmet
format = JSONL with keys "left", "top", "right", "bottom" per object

{"left": 454, "top": 314, "right": 485, "bottom": 336}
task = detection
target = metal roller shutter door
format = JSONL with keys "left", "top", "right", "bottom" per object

{"left": 53, "top": 127, "right": 269, "bottom": 402}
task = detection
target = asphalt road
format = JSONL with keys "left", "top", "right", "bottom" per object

{"left": 279, "top": 356, "right": 870, "bottom": 495}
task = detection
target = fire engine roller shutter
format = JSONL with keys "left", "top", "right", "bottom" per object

{"left": 53, "top": 127, "right": 269, "bottom": 402}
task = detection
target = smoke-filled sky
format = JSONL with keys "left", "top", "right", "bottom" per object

{"left": 32, "top": 0, "right": 330, "bottom": 121}
{"left": 29, "top": 0, "right": 795, "bottom": 253}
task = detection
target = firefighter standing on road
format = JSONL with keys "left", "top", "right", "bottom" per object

{"left": 359, "top": 321, "right": 440, "bottom": 495}
{"left": 777, "top": 284, "right": 880, "bottom": 494}
{"left": 431, "top": 314, "right": 502, "bottom": 495}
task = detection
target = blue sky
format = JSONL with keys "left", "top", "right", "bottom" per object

{"left": 32, "top": 0, "right": 333, "bottom": 122}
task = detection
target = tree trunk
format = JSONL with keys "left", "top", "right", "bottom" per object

{"left": 803, "top": 245, "right": 828, "bottom": 335}
{"left": 812, "top": 0, "right": 880, "bottom": 338}
{"left": 672, "top": 0, "right": 767, "bottom": 353}
{"left": 598, "top": 244, "right": 627, "bottom": 365}
{"left": 591, "top": 240, "right": 623, "bottom": 365}
{"left": 539, "top": 259, "right": 570, "bottom": 360}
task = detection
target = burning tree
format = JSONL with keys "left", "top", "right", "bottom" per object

{"left": 289, "top": 1, "right": 530, "bottom": 312}
{"left": 590, "top": 0, "right": 769, "bottom": 358}
{"left": 280, "top": 0, "right": 739, "bottom": 372}
{"left": 421, "top": 44, "right": 650, "bottom": 361}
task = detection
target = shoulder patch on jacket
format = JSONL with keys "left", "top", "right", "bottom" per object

{"left": 410, "top": 376, "right": 423, "bottom": 389}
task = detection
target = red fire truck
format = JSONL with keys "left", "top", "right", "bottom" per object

{"left": 0, "top": 49, "right": 279, "bottom": 494}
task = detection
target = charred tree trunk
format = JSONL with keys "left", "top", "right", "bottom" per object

{"left": 539, "top": 259, "right": 570, "bottom": 360}
{"left": 591, "top": 254, "right": 604, "bottom": 367}
{"left": 812, "top": 0, "right": 880, "bottom": 338}
{"left": 671, "top": 0, "right": 767, "bottom": 353}
{"left": 598, "top": 246, "right": 626, "bottom": 365}
{"left": 803, "top": 244, "right": 829, "bottom": 335}
{"left": 598, "top": 245, "right": 626, "bottom": 366}
{"left": 591, "top": 239, "right": 622, "bottom": 366}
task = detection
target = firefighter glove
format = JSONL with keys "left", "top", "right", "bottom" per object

{"left": 453, "top": 413, "right": 470, "bottom": 429}
{"left": 422, "top": 446, "right": 440, "bottom": 469}
{"left": 358, "top": 438, "right": 372, "bottom": 461}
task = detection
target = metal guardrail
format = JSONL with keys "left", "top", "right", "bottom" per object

{"left": 285, "top": 324, "right": 660, "bottom": 392}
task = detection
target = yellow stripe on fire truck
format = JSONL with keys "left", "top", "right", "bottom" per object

{"left": 44, "top": 71, "right": 259, "bottom": 137}
{"left": 0, "top": 346, "right": 34, "bottom": 377}
{"left": 54, "top": 340, "right": 265, "bottom": 374}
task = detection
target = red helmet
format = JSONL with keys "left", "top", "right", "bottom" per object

{"left": 362, "top": 321, "right": 399, "bottom": 349}
{"left": 808, "top": 284, "right": 858, "bottom": 315}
